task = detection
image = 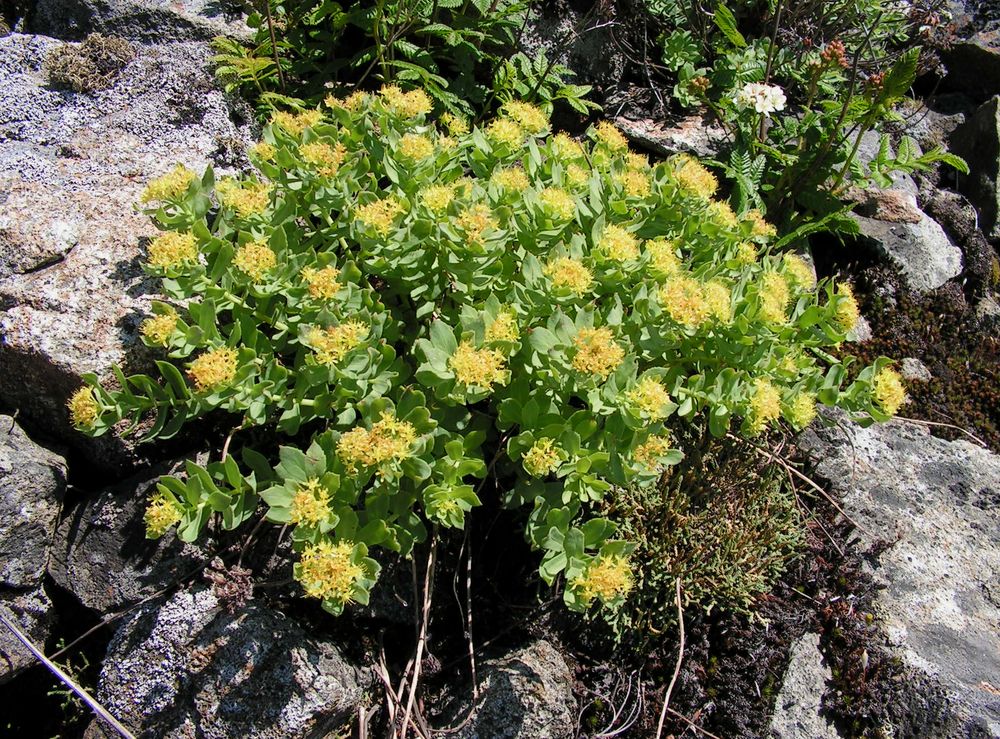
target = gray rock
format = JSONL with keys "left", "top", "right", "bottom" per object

{"left": 0, "top": 34, "right": 253, "bottom": 469}
{"left": 444, "top": 640, "right": 577, "bottom": 739}
{"left": 768, "top": 633, "right": 840, "bottom": 739}
{"left": 952, "top": 96, "right": 1000, "bottom": 240}
{"left": 800, "top": 414, "right": 1000, "bottom": 737}
{"left": 615, "top": 114, "right": 728, "bottom": 159}
{"left": 976, "top": 295, "right": 1000, "bottom": 324}
{"left": 48, "top": 462, "right": 209, "bottom": 615}
{"left": 853, "top": 129, "right": 920, "bottom": 197}
{"left": 922, "top": 189, "right": 996, "bottom": 294}
{"left": 851, "top": 211, "right": 963, "bottom": 293}
{"left": 846, "top": 315, "right": 873, "bottom": 343}
{"left": 901, "top": 357, "right": 933, "bottom": 383}
{"left": 29, "top": 0, "right": 250, "bottom": 43}
{"left": 95, "top": 586, "right": 369, "bottom": 738}
{"left": 897, "top": 96, "right": 971, "bottom": 154}
{"left": 0, "top": 415, "right": 66, "bottom": 683}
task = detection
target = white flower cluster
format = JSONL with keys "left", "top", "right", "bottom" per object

{"left": 733, "top": 82, "right": 787, "bottom": 116}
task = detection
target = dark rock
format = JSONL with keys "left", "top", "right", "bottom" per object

{"left": 92, "top": 586, "right": 369, "bottom": 738}
{"left": 952, "top": 96, "right": 1000, "bottom": 240}
{"left": 897, "top": 95, "right": 971, "bottom": 153}
{"left": 442, "top": 640, "right": 577, "bottom": 739}
{"left": 922, "top": 188, "right": 997, "bottom": 294}
{"left": 943, "top": 32, "right": 1000, "bottom": 100}
{"left": 768, "top": 633, "right": 840, "bottom": 739}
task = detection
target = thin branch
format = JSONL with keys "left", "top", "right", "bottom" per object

{"left": 664, "top": 705, "right": 723, "bottom": 739}
{"left": 895, "top": 415, "right": 988, "bottom": 448}
{"left": 400, "top": 533, "right": 438, "bottom": 737}
{"left": 655, "top": 578, "right": 685, "bottom": 739}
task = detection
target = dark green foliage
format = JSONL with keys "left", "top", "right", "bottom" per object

{"left": 45, "top": 33, "right": 136, "bottom": 94}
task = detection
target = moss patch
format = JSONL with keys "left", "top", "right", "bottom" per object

{"left": 45, "top": 34, "right": 136, "bottom": 94}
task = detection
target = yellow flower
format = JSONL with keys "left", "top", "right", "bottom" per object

{"left": 502, "top": 100, "right": 549, "bottom": 134}
{"left": 834, "top": 284, "right": 861, "bottom": 333}
{"left": 441, "top": 112, "right": 469, "bottom": 135}
{"left": 455, "top": 204, "right": 499, "bottom": 246}
{"left": 233, "top": 241, "right": 277, "bottom": 281}
{"left": 626, "top": 152, "right": 649, "bottom": 170}
{"left": 141, "top": 308, "right": 178, "bottom": 346}
{"left": 633, "top": 434, "right": 674, "bottom": 470}
{"left": 736, "top": 241, "right": 758, "bottom": 265}
{"left": 673, "top": 154, "right": 718, "bottom": 199}
{"left": 626, "top": 377, "right": 671, "bottom": 419}
{"left": 449, "top": 341, "right": 508, "bottom": 389}
{"left": 787, "top": 392, "right": 818, "bottom": 430}
{"left": 704, "top": 280, "right": 732, "bottom": 322}
{"left": 594, "top": 121, "right": 628, "bottom": 152}
{"left": 438, "top": 135, "right": 457, "bottom": 151}
{"left": 708, "top": 200, "right": 739, "bottom": 229}
{"left": 289, "top": 478, "right": 331, "bottom": 527}
{"left": 486, "top": 118, "right": 525, "bottom": 148}
{"left": 337, "top": 412, "right": 417, "bottom": 469}
{"left": 356, "top": 196, "right": 405, "bottom": 236}
{"left": 141, "top": 164, "right": 196, "bottom": 203}
{"left": 485, "top": 311, "right": 519, "bottom": 342}
{"left": 617, "top": 169, "right": 651, "bottom": 198}
{"left": 873, "top": 368, "right": 906, "bottom": 416}
{"left": 379, "top": 85, "right": 432, "bottom": 118}
{"left": 216, "top": 180, "right": 271, "bottom": 217}
{"left": 144, "top": 492, "right": 182, "bottom": 539}
{"left": 759, "top": 271, "right": 791, "bottom": 324}
{"left": 187, "top": 346, "right": 238, "bottom": 392}
{"left": 297, "top": 540, "right": 365, "bottom": 604}
{"left": 660, "top": 275, "right": 709, "bottom": 328}
{"left": 301, "top": 265, "right": 341, "bottom": 300}
{"left": 147, "top": 231, "right": 198, "bottom": 269}
{"left": 745, "top": 208, "right": 777, "bottom": 238}
{"left": 539, "top": 187, "right": 576, "bottom": 221}
{"left": 325, "top": 91, "right": 367, "bottom": 112}
{"left": 251, "top": 141, "right": 276, "bottom": 161}
{"left": 420, "top": 184, "right": 456, "bottom": 213}
{"left": 598, "top": 224, "right": 640, "bottom": 261}
{"left": 272, "top": 109, "right": 323, "bottom": 136}
{"left": 300, "top": 140, "right": 347, "bottom": 177}
{"left": 748, "top": 378, "right": 781, "bottom": 434}
{"left": 572, "top": 327, "right": 625, "bottom": 379}
{"left": 68, "top": 386, "right": 100, "bottom": 427}
{"left": 552, "top": 133, "right": 585, "bottom": 161}
{"left": 308, "top": 321, "right": 367, "bottom": 365}
{"left": 492, "top": 167, "right": 530, "bottom": 191}
{"left": 523, "top": 438, "right": 561, "bottom": 477}
{"left": 398, "top": 133, "right": 435, "bottom": 162}
{"left": 545, "top": 257, "right": 593, "bottom": 296}
{"left": 646, "top": 239, "right": 680, "bottom": 277}
{"left": 572, "top": 555, "right": 634, "bottom": 605}
{"left": 783, "top": 253, "right": 815, "bottom": 290}
{"left": 565, "top": 164, "right": 589, "bottom": 188}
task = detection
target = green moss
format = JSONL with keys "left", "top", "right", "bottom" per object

{"left": 45, "top": 33, "right": 136, "bottom": 93}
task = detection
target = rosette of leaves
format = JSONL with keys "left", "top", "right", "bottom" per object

{"left": 71, "top": 89, "right": 901, "bottom": 616}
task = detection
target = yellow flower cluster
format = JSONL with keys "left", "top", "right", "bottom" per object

{"left": 421, "top": 184, "right": 455, "bottom": 213}
{"left": 485, "top": 311, "right": 519, "bottom": 342}
{"left": 873, "top": 368, "right": 906, "bottom": 416}
{"left": 492, "top": 167, "right": 530, "bottom": 191}
{"left": 300, "top": 140, "right": 347, "bottom": 177}
{"left": 646, "top": 239, "right": 680, "bottom": 276}
{"left": 148, "top": 231, "right": 198, "bottom": 269}
{"left": 141, "top": 164, "right": 196, "bottom": 203}
{"left": 704, "top": 280, "right": 733, "bottom": 322}
{"left": 233, "top": 241, "right": 277, "bottom": 281}
{"left": 251, "top": 141, "right": 276, "bottom": 161}
{"left": 141, "top": 308, "right": 178, "bottom": 346}
{"left": 68, "top": 386, "right": 100, "bottom": 427}
{"left": 660, "top": 275, "right": 710, "bottom": 328}
{"left": 539, "top": 187, "right": 576, "bottom": 221}
{"left": 572, "top": 555, "right": 634, "bottom": 605}
{"left": 523, "top": 438, "right": 560, "bottom": 477}
{"left": 617, "top": 169, "right": 651, "bottom": 198}
{"left": 301, "top": 265, "right": 341, "bottom": 300}
{"left": 626, "top": 377, "right": 671, "bottom": 419}
{"left": 708, "top": 200, "right": 739, "bottom": 229}
{"left": 594, "top": 121, "right": 628, "bottom": 151}
{"left": 565, "top": 164, "right": 589, "bottom": 188}
{"left": 736, "top": 241, "right": 758, "bottom": 265}
{"left": 572, "top": 327, "right": 625, "bottom": 379}
{"left": 486, "top": 118, "right": 525, "bottom": 148}
{"left": 502, "top": 101, "right": 549, "bottom": 134}
{"left": 309, "top": 321, "right": 367, "bottom": 365}
{"left": 626, "top": 152, "right": 649, "bottom": 170}
{"left": 834, "top": 284, "right": 860, "bottom": 333}
{"left": 759, "top": 271, "right": 791, "bottom": 324}
{"left": 380, "top": 85, "right": 433, "bottom": 117}
{"left": 787, "top": 392, "right": 818, "bottom": 429}
{"left": 337, "top": 412, "right": 417, "bottom": 469}
{"left": 187, "top": 346, "right": 238, "bottom": 392}
{"left": 289, "top": 478, "right": 331, "bottom": 527}
{"left": 272, "top": 109, "right": 323, "bottom": 136}
{"left": 216, "top": 180, "right": 271, "bottom": 217}
{"left": 783, "top": 253, "right": 815, "bottom": 290}
{"left": 325, "top": 91, "right": 368, "bottom": 112}
{"left": 398, "top": 133, "right": 435, "bottom": 161}
{"left": 456, "top": 204, "right": 499, "bottom": 246}
{"left": 633, "top": 434, "right": 673, "bottom": 470}
{"left": 440, "top": 112, "right": 469, "bottom": 135}
{"left": 144, "top": 492, "right": 182, "bottom": 539}
{"left": 356, "top": 196, "right": 404, "bottom": 236}
{"left": 674, "top": 154, "right": 718, "bottom": 199}
{"left": 748, "top": 378, "right": 781, "bottom": 434}
{"left": 545, "top": 257, "right": 592, "bottom": 295}
{"left": 552, "top": 133, "right": 585, "bottom": 161}
{"left": 745, "top": 209, "right": 777, "bottom": 238}
{"left": 448, "top": 342, "right": 508, "bottom": 389}
{"left": 598, "top": 224, "right": 640, "bottom": 261}
{"left": 297, "top": 540, "right": 364, "bottom": 604}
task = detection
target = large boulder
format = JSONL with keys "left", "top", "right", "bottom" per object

{"left": 951, "top": 95, "right": 1000, "bottom": 240}
{"left": 800, "top": 413, "right": 1000, "bottom": 737}
{"left": 0, "top": 415, "right": 67, "bottom": 683}
{"left": 92, "top": 586, "right": 370, "bottom": 738}
{"left": 768, "top": 633, "right": 839, "bottom": 739}
{"left": 0, "top": 33, "right": 253, "bottom": 470}
{"left": 616, "top": 114, "right": 728, "bottom": 159}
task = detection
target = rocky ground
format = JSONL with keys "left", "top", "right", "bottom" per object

{"left": 0, "top": 0, "right": 999, "bottom": 737}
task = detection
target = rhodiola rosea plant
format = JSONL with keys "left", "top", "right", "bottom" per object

{"left": 67, "top": 87, "right": 905, "bottom": 617}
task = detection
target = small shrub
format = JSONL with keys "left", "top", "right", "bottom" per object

{"left": 45, "top": 33, "right": 136, "bottom": 94}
